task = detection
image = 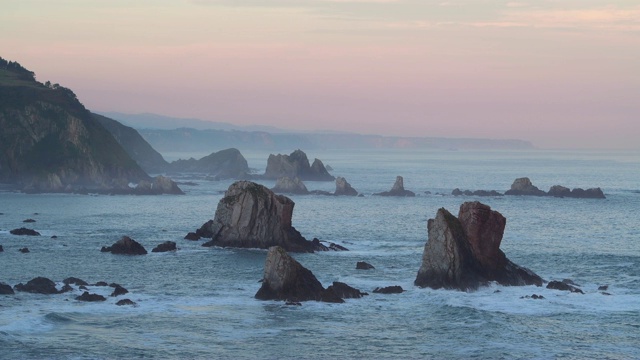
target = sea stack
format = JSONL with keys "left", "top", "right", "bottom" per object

{"left": 415, "top": 201, "right": 543, "bottom": 291}
{"left": 334, "top": 177, "right": 358, "bottom": 196}
{"left": 200, "top": 181, "right": 335, "bottom": 252}
{"left": 264, "top": 149, "right": 335, "bottom": 181}
{"left": 374, "top": 176, "right": 415, "bottom": 197}
{"left": 504, "top": 177, "right": 546, "bottom": 196}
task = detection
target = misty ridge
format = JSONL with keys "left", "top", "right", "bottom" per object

{"left": 101, "top": 112, "right": 534, "bottom": 154}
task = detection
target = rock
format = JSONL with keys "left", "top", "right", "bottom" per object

{"left": 0, "top": 245, "right": 3, "bottom": 252}
{"left": 505, "top": 177, "right": 547, "bottom": 196}
{"left": 255, "top": 246, "right": 340, "bottom": 302}
{"left": 10, "top": 227, "right": 41, "bottom": 236}
{"left": 325, "top": 165, "right": 334, "bottom": 171}
{"left": 521, "top": 294, "right": 545, "bottom": 300}
{"left": 452, "top": 188, "right": 463, "bottom": 196}
{"left": 415, "top": 202, "right": 543, "bottom": 291}
{"left": 110, "top": 285, "right": 129, "bottom": 297}
{"left": 63, "top": 277, "right": 88, "bottom": 286}
{"left": 264, "top": 149, "right": 335, "bottom": 181}
{"left": 547, "top": 185, "right": 571, "bottom": 198}
{"left": 570, "top": 187, "right": 606, "bottom": 199}
{"left": 59, "top": 284, "right": 73, "bottom": 293}
{"left": 195, "top": 220, "right": 214, "bottom": 239}
{"left": 151, "top": 241, "right": 177, "bottom": 253}
{"left": 135, "top": 175, "right": 184, "bottom": 195}
{"left": 356, "top": 261, "right": 375, "bottom": 270}
{"left": 546, "top": 280, "right": 584, "bottom": 294}
{"left": 19, "top": 247, "right": 30, "bottom": 253}
{"left": 94, "top": 281, "right": 109, "bottom": 287}
{"left": 598, "top": 285, "right": 609, "bottom": 291}
{"left": 326, "top": 282, "right": 367, "bottom": 299}
{"left": 116, "top": 298, "right": 136, "bottom": 306}
{"left": 271, "top": 176, "right": 309, "bottom": 195}
{"left": 76, "top": 291, "right": 107, "bottom": 302}
{"left": 373, "top": 286, "right": 404, "bottom": 294}
{"left": 14, "top": 277, "right": 59, "bottom": 294}
{"left": 201, "top": 181, "right": 334, "bottom": 252}
{"left": 184, "top": 232, "right": 200, "bottom": 241}
{"left": 452, "top": 189, "right": 502, "bottom": 197}
{"left": 334, "top": 177, "right": 358, "bottom": 196}
{"left": 0, "top": 282, "right": 15, "bottom": 295}
{"left": 166, "top": 148, "right": 250, "bottom": 179}
{"left": 51, "top": 235, "right": 58, "bottom": 239}
{"left": 23, "top": 218, "right": 36, "bottom": 223}
{"left": 101, "top": 236, "right": 148, "bottom": 255}
{"left": 374, "top": 176, "right": 415, "bottom": 197}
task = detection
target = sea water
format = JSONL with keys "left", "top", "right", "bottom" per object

{"left": 0, "top": 149, "right": 639, "bottom": 359}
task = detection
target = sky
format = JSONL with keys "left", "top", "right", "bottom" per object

{"left": 1, "top": 0, "right": 639, "bottom": 149}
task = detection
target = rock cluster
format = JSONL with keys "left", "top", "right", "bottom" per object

{"left": 264, "top": 149, "right": 334, "bottom": 181}
{"left": 200, "top": 181, "right": 342, "bottom": 252}
{"left": 101, "top": 236, "right": 148, "bottom": 255}
{"left": 452, "top": 188, "right": 503, "bottom": 197}
{"left": 415, "top": 201, "right": 543, "bottom": 291}
{"left": 374, "top": 176, "right": 415, "bottom": 197}
{"left": 505, "top": 178, "right": 605, "bottom": 198}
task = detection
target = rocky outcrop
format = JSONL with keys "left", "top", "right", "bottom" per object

{"left": 547, "top": 280, "right": 584, "bottom": 294}
{"left": 110, "top": 284, "right": 129, "bottom": 297}
{"left": 271, "top": 176, "right": 309, "bottom": 195}
{"left": 63, "top": 277, "right": 88, "bottom": 286}
{"left": 334, "top": 177, "right": 358, "bottom": 196}
{"left": 374, "top": 176, "right": 415, "bottom": 197}
{"left": 415, "top": 201, "right": 543, "bottom": 291}
{"left": 116, "top": 298, "right": 136, "bottom": 306}
{"left": 76, "top": 291, "right": 106, "bottom": 302}
{"left": 505, "top": 177, "right": 546, "bottom": 196}
{"left": 14, "top": 277, "right": 59, "bottom": 294}
{"left": 167, "top": 148, "right": 249, "bottom": 179}
{"left": 10, "top": 227, "right": 40, "bottom": 236}
{"left": 19, "top": 247, "right": 30, "bottom": 253}
{"left": 548, "top": 185, "right": 605, "bottom": 199}
{"left": 151, "top": 241, "right": 177, "bottom": 253}
{"left": 264, "top": 150, "right": 335, "bottom": 181}
{"left": 452, "top": 188, "right": 503, "bottom": 197}
{"left": 356, "top": 261, "right": 375, "bottom": 270}
{"left": 134, "top": 175, "right": 184, "bottom": 195}
{"left": 101, "top": 236, "right": 148, "bottom": 255}
{"left": 0, "top": 282, "right": 15, "bottom": 295}
{"left": 326, "top": 282, "right": 368, "bottom": 299}
{"left": 200, "top": 181, "right": 337, "bottom": 252}
{"left": 373, "top": 286, "right": 404, "bottom": 294}
{"left": 254, "top": 246, "right": 343, "bottom": 303}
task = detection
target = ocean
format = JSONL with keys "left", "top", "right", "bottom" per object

{"left": 1, "top": 148, "right": 639, "bottom": 359}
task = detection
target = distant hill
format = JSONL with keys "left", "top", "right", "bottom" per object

{"left": 0, "top": 57, "right": 150, "bottom": 192}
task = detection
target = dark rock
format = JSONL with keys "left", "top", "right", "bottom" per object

{"left": 19, "top": 247, "right": 30, "bottom": 253}
{"left": 546, "top": 280, "right": 584, "bottom": 294}
{"left": 23, "top": 218, "right": 36, "bottom": 223}
{"left": 166, "top": 148, "right": 249, "bottom": 179}
{"left": 285, "top": 301, "right": 302, "bottom": 306}
{"left": 184, "top": 232, "right": 200, "bottom": 241}
{"left": 356, "top": 261, "right": 375, "bottom": 270}
{"left": 570, "top": 187, "right": 606, "bottom": 199}
{"left": 373, "top": 286, "right": 404, "bottom": 294}
{"left": 598, "top": 285, "right": 609, "bottom": 291}
{"left": 135, "top": 175, "right": 184, "bottom": 195}
{"left": 151, "top": 241, "right": 177, "bottom": 253}
{"left": 14, "top": 277, "right": 59, "bottom": 294}
{"left": 76, "top": 291, "right": 106, "bottom": 302}
{"left": 601, "top": 292, "right": 612, "bottom": 296}
{"left": 195, "top": 220, "right": 214, "bottom": 239}
{"left": 101, "top": 236, "right": 147, "bottom": 255}
{"left": 548, "top": 185, "right": 571, "bottom": 198}
{"left": 110, "top": 285, "right": 129, "bottom": 297}
{"left": 328, "top": 242, "right": 349, "bottom": 251}
{"left": 63, "top": 277, "right": 88, "bottom": 286}
{"left": 255, "top": 246, "right": 337, "bottom": 302}
{"left": 116, "top": 298, "right": 136, "bottom": 306}
{"left": 452, "top": 188, "right": 463, "bottom": 196}
{"left": 59, "top": 284, "right": 73, "bottom": 293}
{"left": 562, "top": 279, "right": 580, "bottom": 286}
{"left": 264, "top": 149, "right": 335, "bottom": 181}
{"left": 201, "top": 181, "right": 333, "bottom": 252}
{"left": 94, "top": 281, "right": 109, "bottom": 286}
{"left": 0, "top": 282, "right": 15, "bottom": 295}
{"left": 326, "top": 282, "right": 367, "bottom": 299}
{"left": 325, "top": 165, "right": 333, "bottom": 172}
{"left": 521, "top": 294, "right": 545, "bottom": 300}
{"left": 505, "top": 177, "right": 547, "bottom": 196}
{"left": 271, "top": 176, "right": 309, "bottom": 195}
{"left": 51, "top": 235, "right": 58, "bottom": 239}
{"left": 415, "top": 201, "right": 543, "bottom": 291}
{"left": 79, "top": 285, "right": 88, "bottom": 290}
{"left": 0, "top": 245, "right": 3, "bottom": 252}
{"left": 308, "top": 190, "right": 333, "bottom": 196}
{"left": 452, "top": 189, "right": 502, "bottom": 197}
{"left": 334, "top": 177, "right": 358, "bottom": 196}
{"left": 374, "top": 176, "right": 415, "bottom": 197}
{"left": 10, "top": 227, "right": 41, "bottom": 236}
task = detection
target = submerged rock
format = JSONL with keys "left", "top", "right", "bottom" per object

{"left": 415, "top": 201, "right": 543, "bottom": 291}
{"left": 255, "top": 246, "right": 342, "bottom": 303}
{"left": 374, "top": 176, "right": 415, "bottom": 197}
{"left": 546, "top": 280, "right": 584, "bottom": 294}
{"left": 151, "top": 241, "right": 177, "bottom": 253}
{"left": 19, "top": 247, "right": 30, "bottom": 253}
{"left": 334, "top": 177, "right": 358, "bottom": 196}
{"left": 0, "top": 245, "right": 3, "bottom": 252}
{"left": 10, "top": 227, "right": 41, "bottom": 236}
{"left": 101, "top": 236, "right": 148, "bottom": 255}
{"left": 200, "top": 181, "right": 338, "bottom": 252}
{"left": 271, "top": 176, "right": 309, "bottom": 195}
{"left": 505, "top": 177, "right": 546, "bottom": 196}
{"left": 14, "top": 277, "right": 59, "bottom": 294}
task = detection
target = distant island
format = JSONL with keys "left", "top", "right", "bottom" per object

{"left": 102, "top": 112, "right": 535, "bottom": 152}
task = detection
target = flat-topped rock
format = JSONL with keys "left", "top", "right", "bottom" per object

{"left": 374, "top": 176, "right": 415, "bottom": 197}
{"left": 415, "top": 201, "right": 543, "bottom": 291}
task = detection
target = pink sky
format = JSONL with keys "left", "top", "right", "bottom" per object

{"left": 2, "top": 0, "right": 639, "bottom": 149}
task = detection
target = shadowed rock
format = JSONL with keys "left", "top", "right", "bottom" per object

{"left": 14, "top": 277, "right": 59, "bottom": 294}
{"left": 0, "top": 282, "right": 15, "bottom": 295}
{"left": 101, "top": 236, "right": 147, "bottom": 255}
{"left": 23, "top": 218, "right": 36, "bottom": 223}
{"left": 374, "top": 176, "right": 415, "bottom": 197}
{"left": 415, "top": 201, "right": 543, "bottom": 291}
{"left": 0, "top": 245, "right": 3, "bottom": 252}
{"left": 110, "top": 284, "right": 129, "bottom": 297}
{"left": 326, "top": 282, "right": 368, "bottom": 299}
{"left": 505, "top": 177, "right": 546, "bottom": 196}
{"left": 19, "top": 247, "right": 30, "bottom": 253}
{"left": 356, "top": 261, "right": 375, "bottom": 270}
{"left": 184, "top": 232, "right": 200, "bottom": 240}
{"left": 76, "top": 291, "right": 106, "bottom": 302}
{"left": 264, "top": 149, "right": 335, "bottom": 181}
{"left": 334, "top": 177, "right": 358, "bottom": 196}
{"left": 272, "top": 176, "right": 309, "bottom": 195}
{"left": 255, "top": 246, "right": 343, "bottom": 303}
{"left": 63, "top": 277, "right": 88, "bottom": 286}
{"left": 373, "top": 286, "right": 404, "bottom": 294}
{"left": 547, "top": 280, "right": 584, "bottom": 294}
{"left": 116, "top": 298, "right": 136, "bottom": 306}
{"left": 135, "top": 175, "right": 184, "bottom": 195}
{"left": 200, "top": 181, "right": 339, "bottom": 252}
{"left": 10, "top": 227, "right": 40, "bottom": 236}
{"left": 548, "top": 186, "right": 605, "bottom": 199}
{"left": 151, "top": 241, "right": 177, "bottom": 253}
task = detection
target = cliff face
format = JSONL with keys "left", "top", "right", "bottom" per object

{"left": 0, "top": 59, "right": 149, "bottom": 192}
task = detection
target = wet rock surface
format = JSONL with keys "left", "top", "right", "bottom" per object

{"left": 101, "top": 236, "right": 148, "bottom": 255}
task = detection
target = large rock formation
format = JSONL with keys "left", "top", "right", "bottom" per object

{"left": 166, "top": 148, "right": 250, "bottom": 179}
{"left": 548, "top": 185, "right": 605, "bottom": 199}
{"left": 504, "top": 177, "right": 546, "bottom": 196}
{"left": 200, "top": 181, "right": 334, "bottom": 252}
{"left": 263, "top": 149, "right": 335, "bottom": 181}
{"left": 334, "top": 177, "right": 358, "bottom": 196}
{"left": 254, "top": 246, "right": 344, "bottom": 303}
{"left": 415, "top": 201, "right": 543, "bottom": 291}
{"left": 374, "top": 176, "right": 415, "bottom": 197}
{"left": 271, "top": 176, "right": 309, "bottom": 195}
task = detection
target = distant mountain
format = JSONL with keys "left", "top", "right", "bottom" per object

{"left": 0, "top": 57, "right": 150, "bottom": 192}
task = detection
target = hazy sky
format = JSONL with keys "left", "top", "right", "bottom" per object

{"left": 2, "top": 1, "right": 639, "bottom": 149}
